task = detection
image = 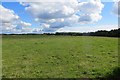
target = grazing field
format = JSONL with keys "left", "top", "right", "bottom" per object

{"left": 2, "top": 35, "right": 119, "bottom": 78}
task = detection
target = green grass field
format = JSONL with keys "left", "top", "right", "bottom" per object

{"left": 2, "top": 35, "right": 119, "bottom": 78}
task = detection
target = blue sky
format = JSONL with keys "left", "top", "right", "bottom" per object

{"left": 1, "top": 1, "right": 118, "bottom": 33}
{"left": 2, "top": 2, "right": 40, "bottom": 28}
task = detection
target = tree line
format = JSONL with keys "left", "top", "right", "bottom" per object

{"left": 2, "top": 28, "right": 120, "bottom": 37}
{"left": 45, "top": 28, "right": 120, "bottom": 37}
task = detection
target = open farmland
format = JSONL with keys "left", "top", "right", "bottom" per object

{"left": 2, "top": 35, "right": 119, "bottom": 78}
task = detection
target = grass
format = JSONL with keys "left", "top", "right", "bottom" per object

{"left": 2, "top": 35, "right": 119, "bottom": 78}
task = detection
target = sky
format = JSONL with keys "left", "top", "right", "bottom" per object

{"left": 0, "top": 0, "right": 119, "bottom": 34}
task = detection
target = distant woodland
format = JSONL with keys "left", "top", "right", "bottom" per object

{"left": 2, "top": 28, "right": 120, "bottom": 37}
{"left": 47, "top": 28, "right": 120, "bottom": 37}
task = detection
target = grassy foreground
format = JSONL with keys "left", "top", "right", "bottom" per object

{"left": 2, "top": 35, "right": 119, "bottom": 78}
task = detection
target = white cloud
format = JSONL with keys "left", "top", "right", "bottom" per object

{"left": 24, "top": 2, "right": 77, "bottom": 20}
{"left": 41, "top": 15, "right": 79, "bottom": 32}
{"left": 1, "top": 0, "right": 106, "bottom": 33}
{"left": 31, "top": 28, "right": 42, "bottom": 34}
{"left": 56, "top": 24, "right": 118, "bottom": 33}
{"left": 19, "top": 21, "right": 31, "bottom": 27}
{"left": 0, "top": 5, "right": 32, "bottom": 34}
{"left": 18, "top": 0, "right": 78, "bottom": 2}
{"left": 79, "top": 13, "right": 102, "bottom": 24}
{"left": 21, "top": 0, "right": 78, "bottom": 20}
{"left": 0, "top": 5, "right": 19, "bottom": 23}
{"left": 113, "top": 0, "right": 120, "bottom": 2}
{"left": 78, "top": 0, "right": 104, "bottom": 14}
{"left": 78, "top": 0, "right": 104, "bottom": 23}
{"left": 20, "top": 0, "right": 104, "bottom": 33}
{"left": 112, "top": 1, "right": 120, "bottom": 17}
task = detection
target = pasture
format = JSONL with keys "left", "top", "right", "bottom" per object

{"left": 2, "top": 35, "right": 119, "bottom": 78}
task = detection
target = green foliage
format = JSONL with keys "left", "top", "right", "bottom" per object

{"left": 56, "top": 28, "right": 120, "bottom": 37}
{"left": 2, "top": 35, "right": 118, "bottom": 78}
